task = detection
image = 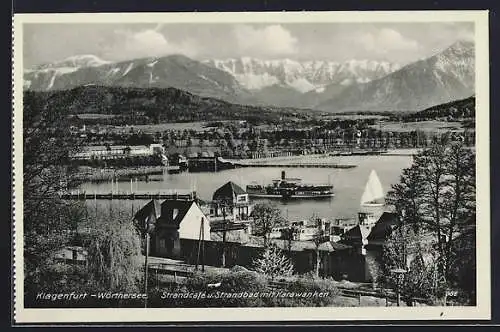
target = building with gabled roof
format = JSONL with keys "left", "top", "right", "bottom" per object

{"left": 211, "top": 181, "right": 252, "bottom": 222}
{"left": 341, "top": 211, "right": 399, "bottom": 251}
{"left": 138, "top": 199, "right": 211, "bottom": 259}
{"left": 134, "top": 199, "right": 162, "bottom": 235}
{"left": 213, "top": 181, "right": 247, "bottom": 198}
{"left": 366, "top": 211, "right": 399, "bottom": 246}
{"left": 336, "top": 211, "right": 400, "bottom": 282}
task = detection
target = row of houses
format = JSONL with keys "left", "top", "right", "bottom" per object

{"left": 129, "top": 172, "right": 398, "bottom": 282}
{"left": 58, "top": 172, "right": 400, "bottom": 282}
{"left": 70, "top": 144, "right": 165, "bottom": 161}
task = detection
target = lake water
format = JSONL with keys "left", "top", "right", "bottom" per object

{"left": 81, "top": 155, "right": 413, "bottom": 221}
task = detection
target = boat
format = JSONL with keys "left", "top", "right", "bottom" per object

{"left": 246, "top": 171, "right": 334, "bottom": 199}
{"left": 360, "top": 170, "right": 385, "bottom": 207}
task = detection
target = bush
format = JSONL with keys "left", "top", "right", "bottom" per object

{"left": 149, "top": 271, "right": 341, "bottom": 308}
{"left": 266, "top": 277, "right": 340, "bottom": 307}
{"left": 230, "top": 265, "right": 249, "bottom": 273}
{"left": 253, "top": 244, "right": 294, "bottom": 279}
{"left": 152, "top": 270, "right": 269, "bottom": 308}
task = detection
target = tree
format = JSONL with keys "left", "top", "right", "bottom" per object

{"left": 215, "top": 197, "right": 233, "bottom": 267}
{"left": 382, "top": 223, "right": 447, "bottom": 305}
{"left": 253, "top": 244, "right": 294, "bottom": 280}
{"left": 384, "top": 140, "right": 476, "bottom": 304}
{"left": 83, "top": 206, "right": 143, "bottom": 291}
{"left": 387, "top": 166, "right": 425, "bottom": 235}
{"left": 307, "top": 217, "right": 329, "bottom": 278}
{"left": 23, "top": 91, "right": 84, "bottom": 294}
{"left": 282, "top": 226, "right": 298, "bottom": 254}
{"left": 250, "top": 202, "right": 286, "bottom": 246}
{"left": 312, "top": 230, "right": 327, "bottom": 278}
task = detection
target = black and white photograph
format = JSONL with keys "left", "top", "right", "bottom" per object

{"left": 12, "top": 11, "right": 490, "bottom": 323}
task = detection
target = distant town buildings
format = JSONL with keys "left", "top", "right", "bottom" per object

{"left": 70, "top": 144, "right": 165, "bottom": 161}
{"left": 186, "top": 153, "right": 236, "bottom": 172}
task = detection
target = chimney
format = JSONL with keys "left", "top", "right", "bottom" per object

{"left": 281, "top": 170, "right": 286, "bottom": 180}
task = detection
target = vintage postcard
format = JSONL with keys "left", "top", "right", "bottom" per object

{"left": 12, "top": 11, "right": 490, "bottom": 323}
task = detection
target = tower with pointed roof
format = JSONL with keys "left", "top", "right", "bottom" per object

{"left": 211, "top": 181, "right": 253, "bottom": 222}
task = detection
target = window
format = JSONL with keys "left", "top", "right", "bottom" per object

{"left": 159, "top": 239, "right": 166, "bottom": 249}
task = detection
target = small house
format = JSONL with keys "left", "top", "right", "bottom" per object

{"left": 211, "top": 181, "right": 252, "bottom": 222}
{"left": 150, "top": 200, "right": 211, "bottom": 259}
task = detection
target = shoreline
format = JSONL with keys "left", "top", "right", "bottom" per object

{"left": 74, "top": 149, "right": 419, "bottom": 181}
{"left": 227, "top": 149, "right": 418, "bottom": 166}
{"left": 75, "top": 166, "right": 166, "bottom": 182}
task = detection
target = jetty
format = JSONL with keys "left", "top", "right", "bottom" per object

{"left": 234, "top": 162, "right": 356, "bottom": 169}
{"left": 60, "top": 189, "right": 196, "bottom": 200}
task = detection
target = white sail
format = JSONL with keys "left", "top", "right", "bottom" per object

{"left": 360, "top": 170, "right": 385, "bottom": 206}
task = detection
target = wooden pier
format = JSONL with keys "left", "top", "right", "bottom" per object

{"left": 60, "top": 190, "right": 196, "bottom": 200}
{"left": 235, "top": 163, "right": 356, "bottom": 169}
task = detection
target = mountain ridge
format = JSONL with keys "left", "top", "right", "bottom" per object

{"left": 24, "top": 54, "right": 250, "bottom": 104}
{"left": 202, "top": 58, "right": 400, "bottom": 93}
{"left": 23, "top": 85, "right": 316, "bottom": 124}
{"left": 23, "top": 40, "right": 474, "bottom": 113}
{"left": 315, "top": 40, "right": 475, "bottom": 112}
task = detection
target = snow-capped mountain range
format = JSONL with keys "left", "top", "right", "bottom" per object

{"left": 24, "top": 54, "right": 249, "bottom": 103}
{"left": 24, "top": 55, "right": 399, "bottom": 94}
{"left": 23, "top": 40, "right": 475, "bottom": 112}
{"left": 316, "top": 40, "right": 475, "bottom": 112}
{"left": 33, "top": 54, "right": 111, "bottom": 70}
{"left": 202, "top": 58, "right": 400, "bottom": 93}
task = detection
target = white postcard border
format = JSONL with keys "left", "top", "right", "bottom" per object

{"left": 12, "top": 10, "right": 491, "bottom": 323}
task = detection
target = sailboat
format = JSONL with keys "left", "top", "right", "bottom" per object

{"left": 360, "top": 170, "right": 385, "bottom": 207}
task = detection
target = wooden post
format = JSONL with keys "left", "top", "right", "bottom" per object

{"left": 196, "top": 218, "right": 203, "bottom": 271}
{"left": 94, "top": 191, "right": 98, "bottom": 222}
{"left": 221, "top": 205, "right": 227, "bottom": 267}
{"left": 144, "top": 232, "right": 150, "bottom": 308}
{"left": 201, "top": 218, "right": 205, "bottom": 272}
{"left": 396, "top": 277, "right": 401, "bottom": 307}
{"left": 155, "top": 267, "right": 159, "bottom": 289}
{"left": 358, "top": 293, "right": 362, "bottom": 306}
{"left": 202, "top": 237, "right": 205, "bottom": 272}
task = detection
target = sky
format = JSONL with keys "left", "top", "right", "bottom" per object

{"left": 23, "top": 22, "right": 474, "bottom": 67}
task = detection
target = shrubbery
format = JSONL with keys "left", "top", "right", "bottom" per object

{"left": 148, "top": 270, "right": 340, "bottom": 308}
